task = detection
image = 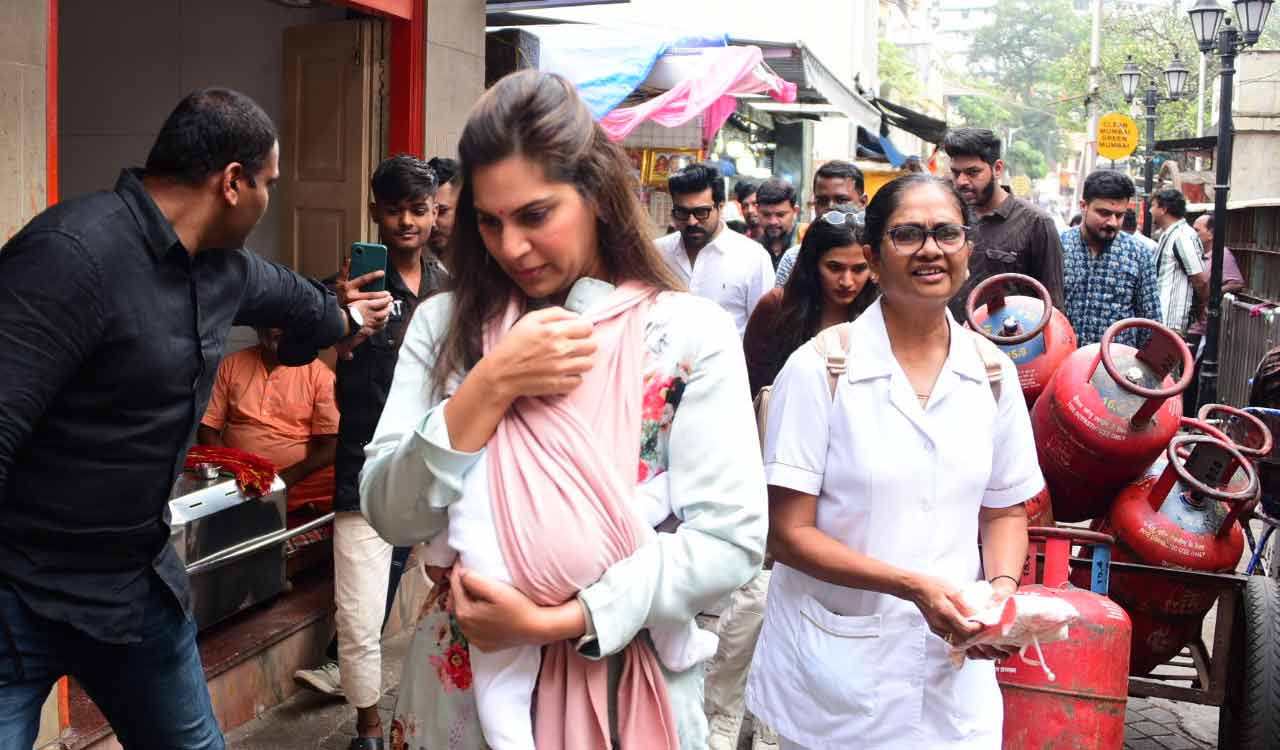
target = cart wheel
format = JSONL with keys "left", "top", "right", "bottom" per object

{"left": 1224, "top": 576, "right": 1280, "bottom": 749}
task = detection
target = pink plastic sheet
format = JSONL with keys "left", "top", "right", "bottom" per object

{"left": 600, "top": 45, "right": 797, "bottom": 143}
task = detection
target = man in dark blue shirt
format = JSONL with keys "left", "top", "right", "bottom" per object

{"left": 0, "top": 89, "right": 391, "bottom": 749}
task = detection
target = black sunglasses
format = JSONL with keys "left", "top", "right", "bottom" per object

{"left": 672, "top": 205, "right": 715, "bottom": 221}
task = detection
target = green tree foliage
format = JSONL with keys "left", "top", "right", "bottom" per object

{"left": 951, "top": 0, "right": 1088, "bottom": 175}
{"left": 1051, "top": 4, "right": 1213, "bottom": 144}
{"left": 878, "top": 38, "right": 924, "bottom": 105}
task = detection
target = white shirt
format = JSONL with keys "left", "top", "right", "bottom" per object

{"left": 655, "top": 225, "right": 776, "bottom": 336}
{"left": 745, "top": 300, "right": 1044, "bottom": 750}
{"left": 1154, "top": 219, "right": 1206, "bottom": 333}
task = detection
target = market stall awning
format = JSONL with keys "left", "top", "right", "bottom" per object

{"left": 727, "top": 38, "right": 880, "bottom": 133}
{"left": 597, "top": 45, "right": 796, "bottom": 141}
{"left": 490, "top": 23, "right": 728, "bottom": 118}
{"left": 873, "top": 97, "right": 948, "bottom": 145}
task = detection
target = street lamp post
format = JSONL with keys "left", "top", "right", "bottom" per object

{"left": 1118, "top": 55, "right": 1189, "bottom": 237}
{"left": 1187, "top": 0, "right": 1273, "bottom": 408}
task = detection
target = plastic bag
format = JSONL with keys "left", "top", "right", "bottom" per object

{"left": 949, "top": 581, "right": 1080, "bottom": 680}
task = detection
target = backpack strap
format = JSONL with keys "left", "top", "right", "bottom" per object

{"left": 966, "top": 329, "right": 1005, "bottom": 402}
{"left": 811, "top": 322, "right": 854, "bottom": 397}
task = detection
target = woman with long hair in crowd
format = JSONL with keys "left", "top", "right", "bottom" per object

{"left": 743, "top": 205, "right": 878, "bottom": 397}
{"left": 358, "top": 70, "right": 766, "bottom": 750}
{"left": 746, "top": 174, "right": 1039, "bottom": 749}
{"left": 703, "top": 204, "right": 877, "bottom": 750}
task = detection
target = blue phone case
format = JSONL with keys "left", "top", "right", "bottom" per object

{"left": 349, "top": 243, "right": 388, "bottom": 292}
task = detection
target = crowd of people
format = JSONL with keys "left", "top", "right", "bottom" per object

{"left": 0, "top": 67, "right": 1250, "bottom": 750}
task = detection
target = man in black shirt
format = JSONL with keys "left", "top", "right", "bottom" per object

{"left": 0, "top": 89, "right": 391, "bottom": 749}
{"left": 293, "top": 156, "right": 447, "bottom": 750}
{"left": 943, "top": 127, "right": 1065, "bottom": 321}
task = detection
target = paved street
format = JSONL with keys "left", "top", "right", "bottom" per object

{"left": 226, "top": 626, "right": 1226, "bottom": 749}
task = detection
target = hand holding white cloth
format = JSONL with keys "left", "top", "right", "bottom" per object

{"left": 950, "top": 581, "right": 1080, "bottom": 680}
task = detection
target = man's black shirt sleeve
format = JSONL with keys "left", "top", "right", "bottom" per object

{"left": 0, "top": 231, "right": 106, "bottom": 497}
{"left": 234, "top": 250, "right": 346, "bottom": 366}
{"left": 1030, "top": 214, "right": 1067, "bottom": 310}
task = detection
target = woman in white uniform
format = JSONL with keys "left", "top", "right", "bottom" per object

{"left": 745, "top": 174, "right": 1041, "bottom": 750}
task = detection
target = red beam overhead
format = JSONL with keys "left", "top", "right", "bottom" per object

{"left": 328, "top": 0, "right": 413, "bottom": 20}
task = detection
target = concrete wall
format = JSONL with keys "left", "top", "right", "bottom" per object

{"left": 58, "top": 0, "right": 347, "bottom": 264}
{"left": 423, "top": 0, "right": 486, "bottom": 160}
{"left": 0, "top": 0, "right": 48, "bottom": 242}
{"left": 1228, "top": 51, "right": 1280, "bottom": 207}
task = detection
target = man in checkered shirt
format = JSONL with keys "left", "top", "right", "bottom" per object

{"left": 1061, "top": 170, "right": 1162, "bottom": 347}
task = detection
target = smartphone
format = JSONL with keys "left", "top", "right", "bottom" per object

{"left": 348, "top": 243, "right": 388, "bottom": 292}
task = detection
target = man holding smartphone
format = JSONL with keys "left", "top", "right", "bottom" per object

{"left": 293, "top": 155, "right": 446, "bottom": 750}
{"left": 0, "top": 89, "right": 392, "bottom": 749}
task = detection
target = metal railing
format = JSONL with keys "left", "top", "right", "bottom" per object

{"left": 1218, "top": 293, "right": 1280, "bottom": 406}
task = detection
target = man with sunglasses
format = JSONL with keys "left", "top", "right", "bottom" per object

{"left": 942, "top": 128, "right": 1064, "bottom": 321}
{"left": 655, "top": 163, "right": 776, "bottom": 336}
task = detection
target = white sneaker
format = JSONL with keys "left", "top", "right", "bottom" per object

{"left": 294, "top": 661, "right": 344, "bottom": 698}
{"left": 751, "top": 720, "right": 780, "bottom": 750}
{"left": 706, "top": 711, "right": 743, "bottom": 750}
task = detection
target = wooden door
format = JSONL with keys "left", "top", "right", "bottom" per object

{"left": 280, "top": 20, "right": 379, "bottom": 279}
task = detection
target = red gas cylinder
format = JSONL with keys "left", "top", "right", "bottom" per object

{"left": 1030, "top": 318, "right": 1194, "bottom": 522}
{"left": 965, "top": 273, "right": 1078, "bottom": 406}
{"left": 999, "top": 527, "right": 1130, "bottom": 750}
{"left": 1143, "top": 407, "right": 1272, "bottom": 496}
{"left": 1098, "top": 434, "right": 1259, "bottom": 675}
{"left": 1024, "top": 486, "right": 1055, "bottom": 527}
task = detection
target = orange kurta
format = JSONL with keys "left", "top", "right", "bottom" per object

{"left": 201, "top": 346, "right": 339, "bottom": 470}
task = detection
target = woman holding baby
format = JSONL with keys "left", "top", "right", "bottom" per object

{"left": 359, "top": 70, "right": 766, "bottom": 750}
{"left": 745, "top": 174, "right": 1039, "bottom": 749}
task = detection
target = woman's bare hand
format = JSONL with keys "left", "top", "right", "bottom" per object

{"left": 907, "top": 573, "right": 982, "bottom": 646}
{"left": 478, "top": 307, "right": 596, "bottom": 401}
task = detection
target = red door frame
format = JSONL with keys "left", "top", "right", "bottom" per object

{"left": 47, "top": 0, "right": 58, "bottom": 205}
{"left": 329, "top": 0, "right": 426, "bottom": 158}
{"left": 44, "top": 0, "right": 427, "bottom": 206}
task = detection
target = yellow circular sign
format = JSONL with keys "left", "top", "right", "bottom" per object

{"left": 1011, "top": 174, "right": 1033, "bottom": 198}
{"left": 1098, "top": 113, "right": 1140, "bottom": 161}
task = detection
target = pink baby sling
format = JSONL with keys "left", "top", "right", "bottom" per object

{"left": 482, "top": 281, "right": 680, "bottom": 750}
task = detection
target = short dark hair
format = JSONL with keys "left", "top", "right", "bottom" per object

{"left": 145, "top": 88, "right": 278, "bottom": 186}
{"left": 1199, "top": 214, "right": 1214, "bottom": 233}
{"left": 864, "top": 174, "right": 970, "bottom": 254}
{"left": 756, "top": 177, "right": 797, "bottom": 207}
{"left": 733, "top": 178, "right": 759, "bottom": 203}
{"left": 427, "top": 156, "right": 460, "bottom": 188}
{"left": 371, "top": 154, "right": 438, "bottom": 204}
{"left": 725, "top": 219, "right": 749, "bottom": 234}
{"left": 815, "top": 160, "right": 865, "bottom": 194}
{"left": 1122, "top": 208, "right": 1139, "bottom": 232}
{"left": 1082, "top": 170, "right": 1135, "bottom": 203}
{"left": 1152, "top": 188, "right": 1187, "bottom": 219}
{"left": 942, "top": 127, "right": 1001, "bottom": 167}
{"left": 1069, "top": 213, "right": 1083, "bottom": 227}
{"left": 668, "top": 162, "right": 724, "bottom": 203}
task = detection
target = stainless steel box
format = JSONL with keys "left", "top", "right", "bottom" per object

{"left": 169, "top": 471, "right": 289, "bottom": 629}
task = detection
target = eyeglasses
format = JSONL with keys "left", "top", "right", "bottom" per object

{"left": 884, "top": 223, "right": 971, "bottom": 254}
{"left": 820, "top": 210, "right": 862, "bottom": 227}
{"left": 671, "top": 205, "right": 715, "bottom": 221}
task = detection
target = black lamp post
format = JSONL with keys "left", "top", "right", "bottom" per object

{"left": 1187, "top": 0, "right": 1273, "bottom": 408}
{"left": 1118, "top": 54, "right": 1190, "bottom": 237}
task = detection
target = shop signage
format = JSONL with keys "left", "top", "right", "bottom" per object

{"left": 1097, "top": 113, "right": 1140, "bottom": 161}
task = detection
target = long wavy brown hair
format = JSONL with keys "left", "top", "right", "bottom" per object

{"left": 431, "top": 71, "right": 682, "bottom": 394}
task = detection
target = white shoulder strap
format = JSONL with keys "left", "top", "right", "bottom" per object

{"left": 966, "top": 329, "right": 1005, "bottom": 402}
{"left": 811, "top": 322, "right": 854, "bottom": 397}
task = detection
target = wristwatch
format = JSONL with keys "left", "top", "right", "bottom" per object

{"left": 343, "top": 303, "right": 365, "bottom": 335}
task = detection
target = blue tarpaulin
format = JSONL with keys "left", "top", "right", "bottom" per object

{"left": 517, "top": 25, "right": 728, "bottom": 119}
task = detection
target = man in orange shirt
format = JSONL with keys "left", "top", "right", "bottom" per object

{"left": 197, "top": 327, "right": 339, "bottom": 510}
